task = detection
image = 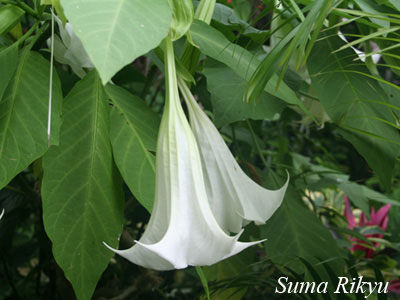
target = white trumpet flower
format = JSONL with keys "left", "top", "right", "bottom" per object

{"left": 104, "top": 38, "right": 261, "bottom": 271}
{"left": 178, "top": 78, "right": 289, "bottom": 234}
{"left": 48, "top": 16, "right": 94, "bottom": 78}
{"left": 0, "top": 209, "right": 3, "bottom": 220}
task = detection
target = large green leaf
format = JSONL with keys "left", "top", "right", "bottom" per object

{"left": 0, "top": 44, "right": 18, "bottom": 100}
{"left": 0, "top": 4, "right": 25, "bottom": 35}
{"left": 61, "top": 0, "right": 172, "bottom": 84}
{"left": 203, "top": 60, "right": 285, "bottom": 127}
{"left": 0, "top": 49, "right": 62, "bottom": 190}
{"left": 339, "top": 182, "right": 400, "bottom": 214}
{"left": 106, "top": 84, "right": 159, "bottom": 212}
{"left": 211, "top": 3, "right": 268, "bottom": 43}
{"left": 190, "top": 20, "right": 304, "bottom": 109}
{"left": 308, "top": 35, "right": 400, "bottom": 189}
{"left": 42, "top": 71, "right": 124, "bottom": 300}
{"left": 261, "top": 188, "right": 345, "bottom": 275}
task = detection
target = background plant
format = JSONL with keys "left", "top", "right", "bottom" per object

{"left": 0, "top": 0, "right": 399, "bottom": 299}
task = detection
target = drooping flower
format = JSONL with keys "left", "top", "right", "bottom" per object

{"left": 344, "top": 195, "right": 391, "bottom": 258}
{"left": 104, "top": 37, "right": 261, "bottom": 270}
{"left": 48, "top": 16, "right": 94, "bottom": 78}
{"left": 178, "top": 78, "right": 288, "bottom": 234}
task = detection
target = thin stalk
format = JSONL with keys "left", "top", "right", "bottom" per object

{"left": 47, "top": 7, "right": 55, "bottom": 146}
{"left": 246, "top": 120, "right": 283, "bottom": 187}
{"left": 16, "top": 0, "right": 39, "bottom": 18}
{"left": 13, "top": 19, "right": 40, "bottom": 47}
{"left": 25, "top": 22, "right": 49, "bottom": 50}
{"left": 246, "top": 120, "right": 268, "bottom": 169}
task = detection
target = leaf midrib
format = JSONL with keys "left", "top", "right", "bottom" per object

{"left": 0, "top": 50, "right": 29, "bottom": 160}
{"left": 325, "top": 38, "right": 388, "bottom": 135}
{"left": 102, "top": 0, "right": 124, "bottom": 75}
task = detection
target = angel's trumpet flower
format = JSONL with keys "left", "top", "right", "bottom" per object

{"left": 48, "top": 16, "right": 94, "bottom": 78}
{"left": 178, "top": 78, "right": 288, "bottom": 234}
{"left": 104, "top": 37, "right": 261, "bottom": 271}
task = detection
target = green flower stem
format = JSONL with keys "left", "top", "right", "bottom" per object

{"left": 181, "top": 0, "right": 216, "bottom": 75}
{"left": 164, "top": 35, "right": 182, "bottom": 114}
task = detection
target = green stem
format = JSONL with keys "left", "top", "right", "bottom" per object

{"left": 25, "top": 22, "right": 49, "bottom": 50}
{"left": 13, "top": 19, "right": 40, "bottom": 47}
{"left": 247, "top": 120, "right": 268, "bottom": 169}
{"left": 195, "top": 266, "right": 211, "bottom": 300}
{"left": 16, "top": 0, "right": 39, "bottom": 18}
{"left": 164, "top": 36, "right": 180, "bottom": 112}
{"left": 181, "top": 0, "right": 216, "bottom": 75}
{"left": 247, "top": 120, "right": 283, "bottom": 187}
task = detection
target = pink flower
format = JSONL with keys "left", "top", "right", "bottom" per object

{"left": 344, "top": 195, "right": 391, "bottom": 258}
{"left": 388, "top": 279, "right": 400, "bottom": 295}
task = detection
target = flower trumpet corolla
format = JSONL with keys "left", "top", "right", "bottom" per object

{"left": 47, "top": 16, "right": 94, "bottom": 78}
{"left": 104, "top": 37, "right": 261, "bottom": 270}
{"left": 344, "top": 195, "right": 391, "bottom": 258}
{"left": 178, "top": 78, "right": 288, "bottom": 234}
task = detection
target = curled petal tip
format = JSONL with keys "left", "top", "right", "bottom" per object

{"left": 103, "top": 241, "right": 118, "bottom": 253}
{"left": 178, "top": 77, "right": 288, "bottom": 233}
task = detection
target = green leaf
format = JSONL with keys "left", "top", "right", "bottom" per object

{"left": 42, "top": 71, "right": 124, "bottom": 300}
{"left": 203, "top": 60, "right": 285, "bottom": 127}
{"left": 0, "top": 44, "right": 18, "bottom": 100}
{"left": 308, "top": 34, "right": 400, "bottom": 190}
{"left": 0, "top": 4, "right": 25, "bottom": 36}
{"left": 261, "top": 188, "right": 345, "bottom": 275}
{"left": 203, "top": 252, "right": 250, "bottom": 300}
{"left": 232, "top": 0, "right": 251, "bottom": 22}
{"left": 106, "top": 84, "right": 159, "bottom": 212}
{"left": 339, "top": 182, "right": 400, "bottom": 215}
{"left": 211, "top": 3, "right": 268, "bottom": 43}
{"left": 60, "top": 0, "right": 172, "bottom": 84}
{"left": 0, "top": 49, "right": 62, "bottom": 190}
{"left": 389, "top": 0, "right": 400, "bottom": 11}
{"left": 189, "top": 20, "right": 304, "bottom": 109}
{"left": 354, "top": 0, "right": 391, "bottom": 28}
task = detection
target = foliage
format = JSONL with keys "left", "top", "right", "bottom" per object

{"left": 0, "top": 0, "right": 399, "bottom": 299}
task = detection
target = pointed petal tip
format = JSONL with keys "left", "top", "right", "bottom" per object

{"left": 233, "top": 229, "right": 267, "bottom": 245}
{"left": 102, "top": 241, "right": 117, "bottom": 253}
{"left": 0, "top": 209, "right": 4, "bottom": 220}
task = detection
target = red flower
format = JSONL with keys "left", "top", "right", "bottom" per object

{"left": 344, "top": 196, "right": 391, "bottom": 258}
{"left": 388, "top": 279, "right": 400, "bottom": 295}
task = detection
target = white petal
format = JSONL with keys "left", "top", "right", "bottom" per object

{"left": 54, "top": 16, "right": 71, "bottom": 47}
{"left": 64, "top": 34, "right": 94, "bottom": 69}
{"left": 178, "top": 78, "right": 288, "bottom": 233}
{"left": 338, "top": 31, "right": 381, "bottom": 64}
{"left": 48, "top": 35, "right": 69, "bottom": 65}
{"left": 0, "top": 209, "right": 3, "bottom": 220}
{"left": 105, "top": 38, "right": 261, "bottom": 270}
{"left": 52, "top": 16, "right": 94, "bottom": 75}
